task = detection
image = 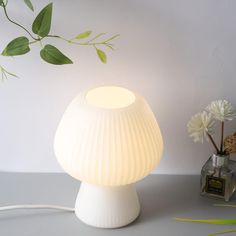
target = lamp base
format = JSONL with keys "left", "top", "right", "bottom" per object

{"left": 75, "top": 182, "right": 140, "bottom": 228}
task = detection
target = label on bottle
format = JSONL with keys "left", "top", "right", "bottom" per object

{"left": 205, "top": 176, "right": 225, "bottom": 196}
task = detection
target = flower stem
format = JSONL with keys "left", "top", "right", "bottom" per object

{"left": 220, "top": 121, "right": 224, "bottom": 154}
{"left": 207, "top": 132, "right": 220, "bottom": 154}
{"left": 1, "top": 2, "right": 37, "bottom": 40}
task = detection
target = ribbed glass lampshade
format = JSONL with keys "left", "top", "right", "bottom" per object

{"left": 54, "top": 86, "right": 163, "bottom": 186}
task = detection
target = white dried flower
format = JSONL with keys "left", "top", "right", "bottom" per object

{"left": 206, "top": 100, "right": 236, "bottom": 122}
{"left": 187, "top": 111, "right": 215, "bottom": 143}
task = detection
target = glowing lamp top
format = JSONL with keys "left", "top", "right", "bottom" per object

{"left": 54, "top": 86, "right": 163, "bottom": 186}
{"left": 85, "top": 86, "right": 136, "bottom": 109}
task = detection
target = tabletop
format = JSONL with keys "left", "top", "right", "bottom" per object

{"left": 0, "top": 173, "right": 236, "bottom": 236}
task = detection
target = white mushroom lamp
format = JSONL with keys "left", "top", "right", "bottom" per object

{"left": 54, "top": 86, "right": 163, "bottom": 228}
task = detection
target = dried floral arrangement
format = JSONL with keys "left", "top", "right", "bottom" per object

{"left": 0, "top": 0, "right": 119, "bottom": 80}
{"left": 187, "top": 100, "right": 236, "bottom": 156}
{"left": 176, "top": 100, "right": 236, "bottom": 236}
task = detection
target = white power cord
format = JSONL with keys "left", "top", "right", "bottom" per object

{"left": 0, "top": 204, "right": 74, "bottom": 212}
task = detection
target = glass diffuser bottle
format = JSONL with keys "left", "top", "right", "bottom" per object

{"left": 201, "top": 154, "right": 236, "bottom": 201}
{"left": 187, "top": 100, "right": 236, "bottom": 202}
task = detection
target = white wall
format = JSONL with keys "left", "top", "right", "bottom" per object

{"left": 0, "top": 0, "right": 236, "bottom": 174}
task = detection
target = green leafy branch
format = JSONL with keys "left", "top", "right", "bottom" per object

{"left": 0, "top": 0, "right": 119, "bottom": 80}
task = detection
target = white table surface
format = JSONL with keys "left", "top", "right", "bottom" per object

{"left": 0, "top": 173, "right": 236, "bottom": 236}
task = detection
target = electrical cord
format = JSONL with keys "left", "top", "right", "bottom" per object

{"left": 0, "top": 204, "right": 75, "bottom": 212}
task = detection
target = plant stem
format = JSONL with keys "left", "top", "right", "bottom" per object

{"left": 86, "top": 33, "right": 106, "bottom": 43}
{"left": 103, "top": 34, "right": 120, "bottom": 43}
{"left": 37, "top": 36, "right": 44, "bottom": 48}
{"left": 207, "top": 132, "right": 220, "bottom": 154}
{"left": 220, "top": 121, "right": 224, "bottom": 154}
{"left": 46, "top": 34, "right": 119, "bottom": 48}
{"left": 0, "top": 65, "right": 17, "bottom": 81}
{"left": 0, "top": 65, "right": 18, "bottom": 80}
{"left": 214, "top": 204, "right": 236, "bottom": 208}
{"left": 208, "top": 229, "right": 236, "bottom": 236}
{"left": 47, "top": 35, "right": 76, "bottom": 44}
{"left": 2, "top": 2, "right": 37, "bottom": 40}
{"left": 29, "top": 40, "right": 39, "bottom": 45}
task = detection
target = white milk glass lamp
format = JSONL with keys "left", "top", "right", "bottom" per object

{"left": 54, "top": 86, "right": 163, "bottom": 228}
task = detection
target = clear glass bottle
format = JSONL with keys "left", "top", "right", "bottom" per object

{"left": 201, "top": 154, "right": 236, "bottom": 201}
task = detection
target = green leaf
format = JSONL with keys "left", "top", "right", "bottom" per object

{"left": 32, "top": 2, "right": 52, "bottom": 37}
{"left": 0, "top": 0, "right": 3, "bottom": 6}
{"left": 75, "top": 31, "right": 92, "bottom": 40}
{"left": 96, "top": 48, "right": 107, "bottom": 63}
{"left": 40, "top": 44, "right": 73, "bottom": 65}
{"left": 1, "top": 37, "right": 30, "bottom": 56}
{"left": 24, "top": 0, "right": 34, "bottom": 11}
{"left": 175, "top": 218, "right": 236, "bottom": 225}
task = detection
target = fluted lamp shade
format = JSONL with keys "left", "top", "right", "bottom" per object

{"left": 54, "top": 86, "right": 163, "bottom": 228}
